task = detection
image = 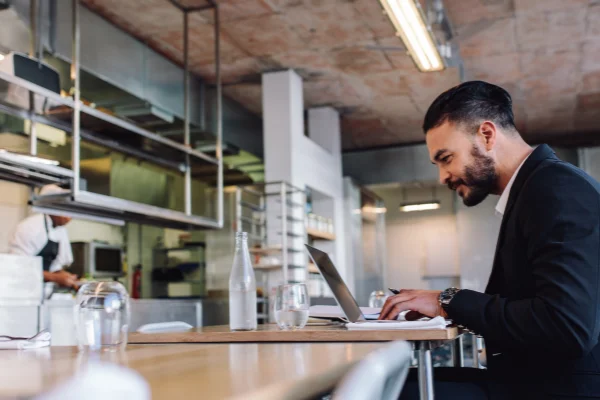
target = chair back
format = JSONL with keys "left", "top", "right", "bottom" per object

{"left": 332, "top": 340, "right": 412, "bottom": 400}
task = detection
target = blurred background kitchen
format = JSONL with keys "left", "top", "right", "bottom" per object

{"left": 1, "top": 0, "right": 600, "bottom": 350}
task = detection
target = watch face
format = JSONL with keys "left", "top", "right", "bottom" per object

{"left": 441, "top": 288, "right": 458, "bottom": 304}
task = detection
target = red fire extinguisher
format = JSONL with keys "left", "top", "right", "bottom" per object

{"left": 132, "top": 264, "right": 142, "bottom": 299}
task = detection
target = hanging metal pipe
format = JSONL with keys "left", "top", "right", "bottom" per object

{"left": 215, "top": 2, "right": 224, "bottom": 228}
{"left": 29, "top": 0, "right": 37, "bottom": 58}
{"left": 183, "top": 11, "right": 192, "bottom": 216}
{"left": 28, "top": 0, "right": 38, "bottom": 156}
{"left": 71, "top": 0, "right": 81, "bottom": 196}
{"left": 36, "top": 0, "right": 44, "bottom": 62}
{"left": 281, "top": 183, "right": 288, "bottom": 284}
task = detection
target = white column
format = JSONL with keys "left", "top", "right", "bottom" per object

{"left": 261, "top": 71, "right": 350, "bottom": 292}
{"left": 307, "top": 107, "right": 341, "bottom": 156}
{"left": 262, "top": 70, "right": 305, "bottom": 288}
{"left": 262, "top": 70, "right": 304, "bottom": 186}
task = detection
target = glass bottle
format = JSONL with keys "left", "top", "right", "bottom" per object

{"left": 229, "top": 232, "right": 257, "bottom": 331}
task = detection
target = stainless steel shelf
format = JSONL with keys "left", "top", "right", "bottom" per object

{"left": 0, "top": 150, "right": 74, "bottom": 188}
{"left": 276, "top": 200, "right": 305, "bottom": 209}
{"left": 0, "top": 70, "right": 74, "bottom": 108}
{"left": 32, "top": 190, "right": 221, "bottom": 230}
{"left": 277, "top": 231, "right": 305, "bottom": 238}
{"left": 239, "top": 216, "right": 265, "bottom": 226}
{"left": 239, "top": 186, "right": 263, "bottom": 197}
{"left": 240, "top": 201, "right": 265, "bottom": 212}
{"left": 276, "top": 215, "right": 305, "bottom": 223}
{"left": 0, "top": 71, "right": 218, "bottom": 166}
{"left": 80, "top": 103, "right": 218, "bottom": 165}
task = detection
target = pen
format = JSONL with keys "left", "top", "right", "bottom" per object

{"left": 388, "top": 288, "right": 400, "bottom": 294}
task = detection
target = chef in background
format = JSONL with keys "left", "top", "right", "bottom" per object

{"left": 9, "top": 184, "right": 78, "bottom": 289}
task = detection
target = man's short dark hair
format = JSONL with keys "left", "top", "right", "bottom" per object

{"left": 422, "top": 81, "right": 517, "bottom": 134}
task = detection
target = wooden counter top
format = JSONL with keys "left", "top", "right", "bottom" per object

{"left": 0, "top": 343, "right": 383, "bottom": 400}
{"left": 129, "top": 323, "right": 459, "bottom": 344}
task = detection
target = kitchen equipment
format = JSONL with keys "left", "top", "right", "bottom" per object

{"left": 70, "top": 241, "right": 124, "bottom": 279}
{"left": 0, "top": 254, "right": 44, "bottom": 337}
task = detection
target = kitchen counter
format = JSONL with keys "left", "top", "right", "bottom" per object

{"left": 34, "top": 297, "right": 230, "bottom": 346}
{"left": 0, "top": 343, "right": 383, "bottom": 399}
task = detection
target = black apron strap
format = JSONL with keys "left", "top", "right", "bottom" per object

{"left": 43, "top": 215, "right": 50, "bottom": 236}
{"left": 38, "top": 215, "right": 60, "bottom": 272}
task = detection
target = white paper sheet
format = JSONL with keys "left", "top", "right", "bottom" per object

{"left": 346, "top": 316, "right": 449, "bottom": 330}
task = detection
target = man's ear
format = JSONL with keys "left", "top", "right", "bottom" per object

{"left": 478, "top": 121, "right": 497, "bottom": 151}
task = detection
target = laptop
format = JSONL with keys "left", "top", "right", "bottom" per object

{"left": 306, "top": 244, "right": 391, "bottom": 323}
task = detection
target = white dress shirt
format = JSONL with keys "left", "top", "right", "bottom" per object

{"left": 495, "top": 154, "right": 532, "bottom": 217}
{"left": 8, "top": 213, "right": 73, "bottom": 272}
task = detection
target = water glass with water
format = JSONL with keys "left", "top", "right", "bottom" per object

{"left": 274, "top": 284, "right": 309, "bottom": 330}
{"left": 369, "top": 290, "right": 389, "bottom": 308}
{"left": 74, "top": 281, "right": 130, "bottom": 352}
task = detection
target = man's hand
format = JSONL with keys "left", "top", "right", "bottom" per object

{"left": 378, "top": 289, "right": 447, "bottom": 320}
{"left": 48, "top": 270, "right": 78, "bottom": 289}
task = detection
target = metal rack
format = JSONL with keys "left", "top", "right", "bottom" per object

{"left": 151, "top": 243, "right": 207, "bottom": 298}
{"left": 0, "top": 0, "right": 224, "bottom": 230}
{"left": 235, "top": 181, "right": 307, "bottom": 322}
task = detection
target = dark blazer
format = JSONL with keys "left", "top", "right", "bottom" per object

{"left": 447, "top": 144, "right": 600, "bottom": 399}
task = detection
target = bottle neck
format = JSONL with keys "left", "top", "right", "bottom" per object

{"left": 235, "top": 238, "right": 248, "bottom": 250}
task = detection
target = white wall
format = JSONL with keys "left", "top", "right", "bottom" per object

{"left": 580, "top": 147, "right": 600, "bottom": 181}
{"left": 372, "top": 183, "right": 503, "bottom": 293}
{"left": 455, "top": 196, "right": 500, "bottom": 292}
{"left": 66, "top": 220, "right": 124, "bottom": 245}
{"left": 372, "top": 185, "right": 460, "bottom": 291}
{"left": 0, "top": 181, "right": 29, "bottom": 252}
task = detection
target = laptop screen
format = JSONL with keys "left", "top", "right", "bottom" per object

{"left": 305, "top": 244, "right": 365, "bottom": 322}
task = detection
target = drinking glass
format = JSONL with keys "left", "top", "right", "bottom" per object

{"left": 74, "top": 281, "right": 130, "bottom": 352}
{"left": 274, "top": 284, "right": 309, "bottom": 330}
{"left": 369, "top": 290, "right": 388, "bottom": 308}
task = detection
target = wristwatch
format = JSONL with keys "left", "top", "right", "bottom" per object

{"left": 439, "top": 287, "right": 461, "bottom": 312}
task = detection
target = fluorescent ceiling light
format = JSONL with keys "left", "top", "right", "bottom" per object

{"left": 379, "top": 0, "right": 445, "bottom": 72}
{"left": 361, "top": 206, "right": 388, "bottom": 214}
{"left": 399, "top": 201, "right": 441, "bottom": 212}
{"left": 0, "top": 54, "right": 5, "bottom": 61}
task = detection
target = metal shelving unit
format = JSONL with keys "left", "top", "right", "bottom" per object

{"left": 235, "top": 181, "right": 307, "bottom": 322}
{"left": 0, "top": 0, "right": 224, "bottom": 230}
{"left": 151, "top": 243, "right": 207, "bottom": 298}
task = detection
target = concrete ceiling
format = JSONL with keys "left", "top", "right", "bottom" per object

{"left": 80, "top": 0, "right": 600, "bottom": 151}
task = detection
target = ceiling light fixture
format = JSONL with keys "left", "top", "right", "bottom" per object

{"left": 399, "top": 201, "right": 441, "bottom": 212}
{"left": 399, "top": 185, "right": 441, "bottom": 212}
{"left": 0, "top": 53, "right": 5, "bottom": 62}
{"left": 361, "top": 206, "right": 388, "bottom": 214}
{"left": 379, "top": 0, "right": 445, "bottom": 72}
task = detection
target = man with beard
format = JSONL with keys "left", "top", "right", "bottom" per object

{"left": 381, "top": 81, "right": 600, "bottom": 399}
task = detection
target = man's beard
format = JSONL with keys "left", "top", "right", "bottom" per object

{"left": 449, "top": 146, "right": 498, "bottom": 207}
